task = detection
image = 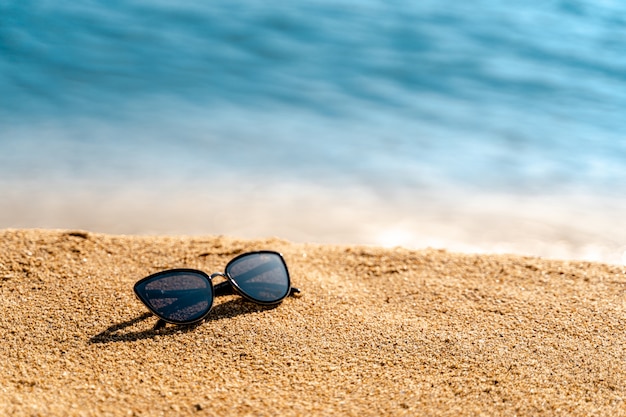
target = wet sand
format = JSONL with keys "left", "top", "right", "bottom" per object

{"left": 0, "top": 229, "right": 624, "bottom": 416}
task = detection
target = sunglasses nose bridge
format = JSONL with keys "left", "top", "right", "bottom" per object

{"left": 210, "top": 272, "right": 227, "bottom": 280}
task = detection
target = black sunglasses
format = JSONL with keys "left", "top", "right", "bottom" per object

{"left": 134, "top": 251, "right": 300, "bottom": 329}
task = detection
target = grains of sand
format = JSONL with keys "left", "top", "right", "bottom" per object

{"left": 0, "top": 229, "right": 625, "bottom": 416}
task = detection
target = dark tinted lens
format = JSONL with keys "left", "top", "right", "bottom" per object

{"left": 226, "top": 252, "right": 290, "bottom": 303}
{"left": 134, "top": 270, "right": 213, "bottom": 323}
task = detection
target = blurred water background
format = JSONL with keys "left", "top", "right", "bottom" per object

{"left": 1, "top": 0, "right": 625, "bottom": 263}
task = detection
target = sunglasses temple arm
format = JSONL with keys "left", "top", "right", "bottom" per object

{"left": 213, "top": 280, "right": 236, "bottom": 297}
{"left": 151, "top": 283, "right": 234, "bottom": 330}
{"left": 152, "top": 284, "right": 301, "bottom": 330}
{"left": 214, "top": 280, "right": 301, "bottom": 297}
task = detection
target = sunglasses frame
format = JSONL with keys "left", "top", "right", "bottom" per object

{"left": 134, "top": 250, "right": 297, "bottom": 327}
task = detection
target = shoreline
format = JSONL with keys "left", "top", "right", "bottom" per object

{"left": 1, "top": 228, "right": 625, "bottom": 416}
{"left": 1, "top": 181, "right": 625, "bottom": 265}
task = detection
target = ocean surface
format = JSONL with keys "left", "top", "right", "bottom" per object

{"left": 1, "top": 0, "right": 626, "bottom": 263}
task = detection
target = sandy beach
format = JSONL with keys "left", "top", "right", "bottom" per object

{"left": 0, "top": 228, "right": 624, "bottom": 416}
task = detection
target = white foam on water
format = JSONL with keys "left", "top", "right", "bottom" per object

{"left": 2, "top": 178, "right": 624, "bottom": 265}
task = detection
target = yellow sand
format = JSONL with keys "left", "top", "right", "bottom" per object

{"left": 0, "top": 229, "right": 624, "bottom": 416}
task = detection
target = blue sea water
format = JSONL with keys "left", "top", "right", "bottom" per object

{"left": 1, "top": 0, "right": 625, "bottom": 262}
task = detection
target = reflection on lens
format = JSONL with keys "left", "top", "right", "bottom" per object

{"left": 135, "top": 271, "right": 212, "bottom": 323}
{"left": 226, "top": 252, "right": 290, "bottom": 303}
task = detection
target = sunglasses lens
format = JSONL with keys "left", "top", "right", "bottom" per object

{"left": 134, "top": 270, "right": 213, "bottom": 323}
{"left": 226, "top": 252, "right": 290, "bottom": 303}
